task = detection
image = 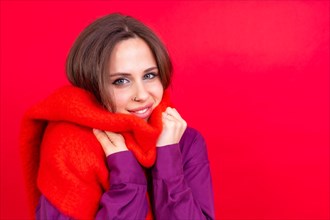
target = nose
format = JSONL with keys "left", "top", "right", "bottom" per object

{"left": 133, "top": 81, "right": 149, "bottom": 102}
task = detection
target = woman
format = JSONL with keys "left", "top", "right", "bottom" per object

{"left": 20, "top": 13, "right": 214, "bottom": 219}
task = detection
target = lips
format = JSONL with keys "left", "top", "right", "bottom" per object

{"left": 128, "top": 104, "right": 153, "bottom": 120}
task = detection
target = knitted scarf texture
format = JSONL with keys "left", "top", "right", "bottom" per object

{"left": 19, "top": 85, "right": 170, "bottom": 219}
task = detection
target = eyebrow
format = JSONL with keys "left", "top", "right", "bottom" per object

{"left": 109, "top": 66, "right": 158, "bottom": 77}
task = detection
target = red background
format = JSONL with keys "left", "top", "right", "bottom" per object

{"left": 1, "top": 1, "right": 329, "bottom": 219}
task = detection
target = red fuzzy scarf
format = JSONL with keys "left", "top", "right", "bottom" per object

{"left": 19, "top": 85, "right": 170, "bottom": 219}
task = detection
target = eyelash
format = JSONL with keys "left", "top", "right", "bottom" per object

{"left": 144, "top": 72, "right": 157, "bottom": 80}
{"left": 112, "top": 78, "right": 129, "bottom": 85}
{"left": 112, "top": 72, "right": 158, "bottom": 86}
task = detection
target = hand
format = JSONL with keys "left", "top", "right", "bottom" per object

{"left": 93, "top": 129, "right": 128, "bottom": 156}
{"left": 156, "top": 107, "right": 187, "bottom": 147}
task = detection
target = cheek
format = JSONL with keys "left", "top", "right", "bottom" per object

{"left": 150, "top": 81, "right": 164, "bottom": 101}
{"left": 112, "top": 90, "right": 131, "bottom": 113}
{"left": 156, "top": 88, "right": 164, "bottom": 101}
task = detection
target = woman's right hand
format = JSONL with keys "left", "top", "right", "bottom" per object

{"left": 93, "top": 129, "right": 128, "bottom": 157}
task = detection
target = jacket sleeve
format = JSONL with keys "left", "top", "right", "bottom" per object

{"left": 151, "top": 129, "right": 215, "bottom": 220}
{"left": 36, "top": 151, "right": 148, "bottom": 220}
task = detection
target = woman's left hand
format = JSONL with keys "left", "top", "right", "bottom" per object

{"left": 156, "top": 107, "right": 187, "bottom": 147}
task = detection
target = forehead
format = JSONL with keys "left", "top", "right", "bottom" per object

{"left": 109, "top": 37, "right": 157, "bottom": 73}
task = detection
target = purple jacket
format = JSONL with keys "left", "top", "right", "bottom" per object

{"left": 36, "top": 127, "right": 215, "bottom": 219}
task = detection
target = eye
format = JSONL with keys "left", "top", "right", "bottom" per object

{"left": 112, "top": 78, "right": 129, "bottom": 85}
{"left": 144, "top": 72, "right": 157, "bottom": 80}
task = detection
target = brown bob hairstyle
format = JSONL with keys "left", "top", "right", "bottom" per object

{"left": 66, "top": 13, "right": 172, "bottom": 110}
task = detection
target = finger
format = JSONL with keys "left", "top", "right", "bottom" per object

{"left": 162, "top": 112, "right": 176, "bottom": 121}
{"left": 104, "top": 131, "right": 125, "bottom": 146}
{"left": 165, "top": 108, "right": 187, "bottom": 127}
{"left": 163, "top": 108, "right": 187, "bottom": 132}
{"left": 93, "top": 129, "right": 115, "bottom": 148}
{"left": 165, "top": 107, "right": 183, "bottom": 121}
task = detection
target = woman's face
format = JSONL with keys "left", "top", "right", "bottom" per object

{"left": 108, "top": 37, "right": 164, "bottom": 121}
